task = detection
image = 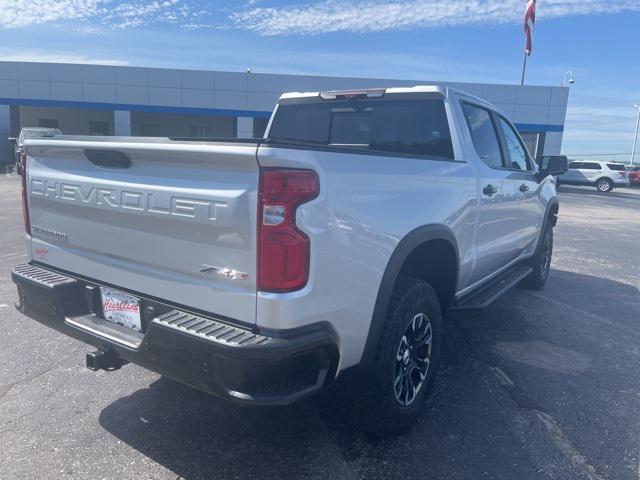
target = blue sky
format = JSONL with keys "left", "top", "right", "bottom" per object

{"left": 0, "top": 0, "right": 639, "bottom": 160}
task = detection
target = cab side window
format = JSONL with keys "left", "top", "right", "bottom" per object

{"left": 496, "top": 116, "right": 531, "bottom": 171}
{"left": 461, "top": 103, "right": 504, "bottom": 169}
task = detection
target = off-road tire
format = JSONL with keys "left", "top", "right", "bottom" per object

{"left": 348, "top": 276, "right": 443, "bottom": 436}
{"left": 521, "top": 220, "right": 553, "bottom": 290}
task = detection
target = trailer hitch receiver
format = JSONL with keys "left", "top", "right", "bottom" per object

{"left": 86, "top": 350, "right": 128, "bottom": 371}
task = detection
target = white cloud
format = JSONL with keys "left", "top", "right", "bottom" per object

{"left": 0, "top": 0, "right": 202, "bottom": 30}
{"left": 102, "top": 0, "right": 189, "bottom": 29}
{"left": 562, "top": 95, "right": 640, "bottom": 157}
{"left": 0, "top": 51, "right": 129, "bottom": 66}
{"left": 73, "top": 25, "right": 106, "bottom": 35}
{"left": 3, "top": 0, "right": 638, "bottom": 35}
{"left": 231, "top": 0, "right": 640, "bottom": 36}
{"left": 0, "top": 0, "right": 103, "bottom": 29}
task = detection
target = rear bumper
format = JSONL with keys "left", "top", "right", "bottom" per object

{"left": 11, "top": 263, "right": 339, "bottom": 406}
{"left": 613, "top": 178, "right": 630, "bottom": 186}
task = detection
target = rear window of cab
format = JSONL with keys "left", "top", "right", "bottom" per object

{"left": 268, "top": 98, "right": 454, "bottom": 160}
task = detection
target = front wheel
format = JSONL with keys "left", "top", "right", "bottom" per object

{"left": 521, "top": 221, "right": 553, "bottom": 290}
{"left": 596, "top": 178, "right": 613, "bottom": 193}
{"left": 349, "top": 277, "right": 443, "bottom": 436}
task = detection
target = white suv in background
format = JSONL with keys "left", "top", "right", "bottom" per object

{"left": 558, "top": 160, "right": 629, "bottom": 192}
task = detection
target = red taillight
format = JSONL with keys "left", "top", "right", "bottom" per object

{"left": 20, "top": 153, "right": 30, "bottom": 235}
{"left": 257, "top": 168, "right": 319, "bottom": 292}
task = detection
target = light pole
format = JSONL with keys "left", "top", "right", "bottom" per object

{"left": 631, "top": 104, "right": 640, "bottom": 167}
{"left": 562, "top": 71, "right": 575, "bottom": 87}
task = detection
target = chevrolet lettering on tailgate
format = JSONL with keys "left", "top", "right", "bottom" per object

{"left": 30, "top": 177, "right": 227, "bottom": 221}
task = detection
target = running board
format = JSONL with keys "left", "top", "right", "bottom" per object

{"left": 451, "top": 264, "right": 533, "bottom": 311}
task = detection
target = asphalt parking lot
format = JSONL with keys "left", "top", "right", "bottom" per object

{"left": 0, "top": 174, "right": 639, "bottom": 480}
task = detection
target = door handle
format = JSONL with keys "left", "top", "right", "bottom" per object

{"left": 483, "top": 184, "right": 498, "bottom": 196}
{"left": 519, "top": 184, "right": 529, "bottom": 193}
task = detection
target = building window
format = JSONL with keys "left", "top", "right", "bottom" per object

{"left": 253, "top": 118, "right": 269, "bottom": 138}
{"left": 140, "top": 124, "right": 161, "bottom": 137}
{"left": 39, "top": 118, "right": 59, "bottom": 129}
{"left": 190, "top": 126, "right": 212, "bottom": 137}
{"left": 89, "top": 121, "right": 110, "bottom": 136}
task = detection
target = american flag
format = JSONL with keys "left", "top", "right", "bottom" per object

{"left": 524, "top": 0, "right": 536, "bottom": 55}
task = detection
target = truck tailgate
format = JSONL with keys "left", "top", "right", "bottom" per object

{"left": 24, "top": 138, "right": 259, "bottom": 325}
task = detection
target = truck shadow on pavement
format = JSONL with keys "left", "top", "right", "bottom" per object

{"left": 98, "top": 269, "right": 640, "bottom": 480}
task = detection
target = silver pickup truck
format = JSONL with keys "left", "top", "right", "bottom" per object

{"left": 12, "top": 86, "right": 567, "bottom": 434}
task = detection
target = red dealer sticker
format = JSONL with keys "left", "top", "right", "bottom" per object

{"left": 100, "top": 287, "right": 142, "bottom": 332}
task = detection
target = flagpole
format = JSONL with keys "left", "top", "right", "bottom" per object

{"left": 522, "top": 0, "right": 536, "bottom": 86}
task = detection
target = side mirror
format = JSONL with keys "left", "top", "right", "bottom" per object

{"left": 538, "top": 156, "right": 568, "bottom": 179}
{"left": 8, "top": 137, "right": 17, "bottom": 145}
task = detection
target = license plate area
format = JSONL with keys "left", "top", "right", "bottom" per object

{"left": 100, "top": 287, "right": 142, "bottom": 332}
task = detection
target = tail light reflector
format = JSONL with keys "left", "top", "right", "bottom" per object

{"left": 257, "top": 168, "right": 319, "bottom": 292}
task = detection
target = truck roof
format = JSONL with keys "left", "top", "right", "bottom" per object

{"left": 279, "top": 85, "right": 486, "bottom": 104}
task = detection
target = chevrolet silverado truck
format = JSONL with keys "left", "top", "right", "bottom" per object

{"left": 11, "top": 86, "right": 567, "bottom": 434}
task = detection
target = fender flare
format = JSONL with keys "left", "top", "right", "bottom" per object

{"left": 360, "top": 224, "right": 459, "bottom": 367}
{"left": 546, "top": 197, "right": 559, "bottom": 227}
{"left": 531, "top": 198, "right": 559, "bottom": 255}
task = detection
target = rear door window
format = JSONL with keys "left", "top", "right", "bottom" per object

{"left": 269, "top": 98, "right": 454, "bottom": 159}
{"left": 607, "top": 163, "right": 626, "bottom": 171}
{"left": 461, "top": 103, "right": 504, "bottom": 168}
{"left": 568, "top": 162, "right": 583, "bottom": 169}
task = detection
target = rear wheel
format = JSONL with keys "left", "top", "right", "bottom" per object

{"left": 349, "top": 277, "right": 443, "bottom": 436}
{"left": 596, "top": 178, "right": 613, "bottom": 193}
{"left": 521, "top": 220, "right": 553, "bottom": 290}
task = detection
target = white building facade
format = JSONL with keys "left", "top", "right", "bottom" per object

{"left": 0, "top": 61, "right": 569, "bottom": 166}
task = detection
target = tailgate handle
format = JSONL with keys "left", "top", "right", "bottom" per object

{"left": 84, "top": 149, "right": 131, "bottom": 169}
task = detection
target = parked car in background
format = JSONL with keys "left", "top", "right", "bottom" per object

{"left": 557, "top": 160, "right": 629, "bottom": 192}
{"left": 627, "top": 165, "right": 640, "bottom": 187}
{"left": 9, "top": 127, "right": 61, "bottom": 174}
